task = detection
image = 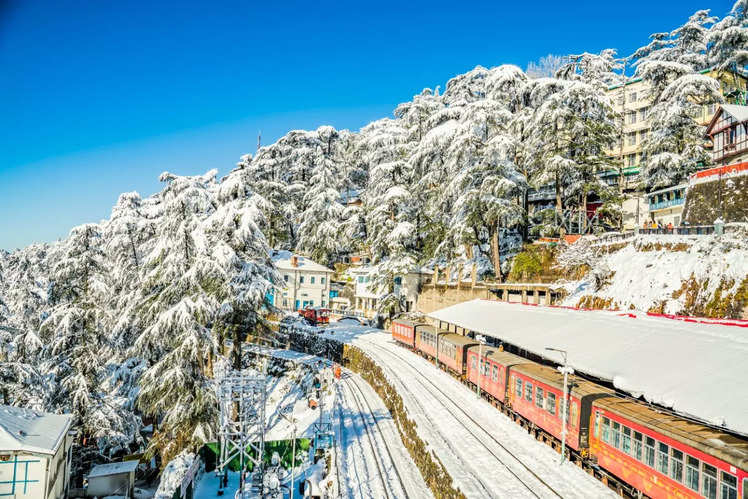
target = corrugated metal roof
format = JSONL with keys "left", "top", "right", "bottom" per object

{"left": 271, "top": 250, "right": 333, "bottom": 273}
{"left": 427, "top": 299, "right": 748, "bottom": 436}
{"left": 0, "top": 405, "right": 72, "bottom": 455}
{"left": 87, "top": 460, "right": 139, "bottom": 478}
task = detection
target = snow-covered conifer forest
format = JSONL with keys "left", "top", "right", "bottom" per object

{"left": 1, "top": 1, "right": 746, "bottom": 469}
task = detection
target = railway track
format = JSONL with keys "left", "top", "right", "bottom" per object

{"left": 339, "top": 373, "right": 412, "bottom": 498}
{"left": 357, "top": 336, "right": 567, "bottom": 499}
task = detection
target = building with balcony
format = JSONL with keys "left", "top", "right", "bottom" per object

{"left": 269, "top": 250, "right": 334, "bottom": 312}
{"left": 647, "top": 184, "right": 687, "bottom": 226}
{"left": 706, "top": 104, "right": 748, "bottom": 166}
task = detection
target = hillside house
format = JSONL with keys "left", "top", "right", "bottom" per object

{"left": 0, "top": 405, "right": 74, "bottom": 499}
{"left": 270, "top": 251, "right": 334, "bottom": 312}
{"left": 706, "top": 104, "right": 748, "bottom": 166}
{"left": 350, "top": 266, "right": 432, "bottom": 317}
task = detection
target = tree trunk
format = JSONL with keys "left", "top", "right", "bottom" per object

{"left": 580, "top": 190, "right": 588, "bottom": 234}
{"left": 490, "top": 223, "right": 502, "bottom": 283}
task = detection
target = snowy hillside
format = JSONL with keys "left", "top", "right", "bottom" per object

{"left": 558, "top": 226, "right": 748, "bottom": 318}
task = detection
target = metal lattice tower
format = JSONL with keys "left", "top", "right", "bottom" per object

{"left": 216, "top": 367, "right": 267, "bottom": 497}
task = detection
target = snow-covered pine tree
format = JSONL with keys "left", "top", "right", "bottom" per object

{"left": 296, "top": 146, "right": 344, "bottom": 265}
{"left": 707, "top": 0, "right": 748, "bottom": 97}
{"left": 443, "top": 101, "right": 526, "bottom": 280}
{"left": 134, "top": 170, "right": 220, "bottom": 463}
{"left": 361, "top": 119, "right": 418, "bottom": 318}
{"left": 104, "top": 192, "right": 149, "bottom": 350}
{"left": 634, "top": 10, "right": 724, "bottom": 190}
{"left": 527, "top": 80, "right": 618, "bottom": 235}
{"left": 40, "top": 224, "right": 136, "bottom": 457}
{"left": 207, "top": 167, "right": 279, "bottom": 369}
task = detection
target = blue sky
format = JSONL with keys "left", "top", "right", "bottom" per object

{"left": 0, "top": 0, "right": 733, "bottom": 250}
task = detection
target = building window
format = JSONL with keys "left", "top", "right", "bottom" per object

{"left": 299, "top": 276, "right": 304, "bottom": 284}
{"left": 629, "top": 91, "right": 637, "bottom": 103}
{"left": 358, "top": 276, "right": 364, "bottom": 283}
{"left": 657, "top": 442, "right": 669, "bottom": 475}
{"left": 321, "top": 300, "right": 326, "bottom": 307}
{"left": 321, "top": 277, "right": 326, "bottom": 284}
{"left": 525, "top": 382, "right": 533, "bottom": 402}
{"left": 310, "top": 276, "right": 315, "bottom": 284}
{"left": 685, "top": 456, "right": 700, "bottom": 492}
{"left": 627, "top": 133, "right": 637, "bottom": 146}
{"left": 536, "top": 387, "right": 544, "bottom": 408}
{"left": 284, "top": 274, "right": 289, "bottom": 282}
{"left": 720, "top": 471, "right": 737, "bottom": 499}
{"left": 547, "top": 392, "right": 556, "bottom": 415}
{"left": 640, "top": 130, "right": 648, "bottom": 142}
{"left": 628, "top": 111, "right": 637, "bottom": 124}
{"left": 639, "top": 107, "right": 647, "bottom": 121}
{"left": 670, "top": 449, "right": 684, "bottom": 483}
{"left": 702, "top": 463, "right": 717, "bottom": 499}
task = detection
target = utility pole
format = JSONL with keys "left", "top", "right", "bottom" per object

{"left": 257, "top": 131, "right": 262, "bottom": 152}
{"left": 279, "top": 406, "right": 297, "bottom": 499}
{"left": 476, "top": 335, "right": 486, "bottom": 399}
{"left": 546, "top": 347, "right": 573, "bottom": 464}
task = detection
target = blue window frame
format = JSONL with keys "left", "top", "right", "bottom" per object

{"left": 0, "top": 456, "right": 41, "bottom": 496}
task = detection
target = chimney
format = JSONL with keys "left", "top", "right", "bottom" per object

{"left": 291, "top": 255, "right": 299, "bottom": 267}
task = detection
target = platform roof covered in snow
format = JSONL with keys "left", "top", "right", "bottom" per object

{"left": 427, "top": 299, "right": 748, "bottom": 436}
{"left": 0, "top": 405, "right": 73, "bottom": 455}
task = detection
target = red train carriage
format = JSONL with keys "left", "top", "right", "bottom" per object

{"left": 590, "top": 397, "right": 748, "bottom": 499}
{"left": 465, "top": 346, "right": 527, "bottom": 404}
{"left": 507, "top": 363, "right": 614, "bottom": 453}
{"left": 391, "top": 318, "right": 418, "bottom": 348}
{"left": 414, "top": 325, "right": 442, "bottom": 359}
{"left": 436, "top": 334, "right": 477, "bottom": 377}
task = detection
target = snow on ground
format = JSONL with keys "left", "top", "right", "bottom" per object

{"left": 559, "top": 230, "right": 748, "bottom": 315}
{"left": 154, "top": 450, "right": 195, "bottom": 499}
{"left": 316, "top": 322, "right": 617, "bottom": 498}
{"left": 248, "top": 345, "right": 430, "bottom": 499}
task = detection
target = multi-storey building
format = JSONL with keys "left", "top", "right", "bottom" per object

{"left": 269, "top": 250, "right": 334, "bottom": 312}
{"left": 605, "top": 68, "right": 748, "bottom": 186}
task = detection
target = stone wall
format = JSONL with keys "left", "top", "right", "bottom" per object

{"left": 683, "top": 174, "right": 748, "bottom": 224}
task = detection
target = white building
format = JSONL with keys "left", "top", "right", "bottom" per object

{"left": 350, "top": 266, "right": 432, "bottom": 317}
{"left": 0, "top": 405, "right": 74, "bottom": 499}
{"left": 270, "top": 250, "right": 334, "bottom": 312}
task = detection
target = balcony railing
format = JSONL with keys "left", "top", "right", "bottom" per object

{"left": 640, "top": 226, "right": 715, "bottom": 235}
{"left": 648, "top": 198, "right": 684, "bottom": 211}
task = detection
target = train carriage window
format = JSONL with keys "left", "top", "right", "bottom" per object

{"left": 515, "top": 378, "right": 522, "bottom": 396}
{"left": 601, "top": 417, "right": 610, "bottom": 443}
{"left": 492, "top": 365, "right": 498, "bottom": 382}
{"left": 686, "top": 456, "right": 700, "bottom": 492}
{"left": 547, "top": 392, "right": 556, "bottom": 415}
{"left": 632, "top": 432, "right": 643, "bottom": 461}
{"left": 536, "top": 387, "right": 544, "bottom": 408}
{"left": 670, "top": 449, "right": 684, "bottom": 483}
{"left": 742, "top": 478, "right": 747, "bottom": 499}
{"left": 720, "top": 471, "right": 737, "bottom": 499}
{"left": 622, "top": 427, "right": 631, "bottom": 454}
{"left": 612, "top": 422, "right": 621, "bottom": 449}
{"left": 525, "top": 382, "right": 533, "bottom": 402}
{"left": 644, "top": 437, "right": 656, "bottom": 467}
{"left": 702, "top": 463, "right": 718, "bottom": 499}
{"left": 471, "top": 357, "right": 477, "bottom": 370}
{"left": 657, "top": 442, "right": 670, "bottom": 475}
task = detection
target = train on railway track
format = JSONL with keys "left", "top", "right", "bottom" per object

{"left": 391, "top": 319, "right": 748, "bottom": 499}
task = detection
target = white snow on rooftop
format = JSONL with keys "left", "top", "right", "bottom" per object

{"left": 87, "top": 460, "right": 139, "bottom": 478}
{"left": 271, "top": 250, "right": 333, "bottom": 273}
{"left": 0, "top": 405, "right": 72, "bottom": 455}
{"left": 427, "top": 299, "right": 748, "bottom": 436}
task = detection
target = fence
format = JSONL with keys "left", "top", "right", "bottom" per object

{"left": 639, "top": 225, "right": 715, "bottom": 235}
